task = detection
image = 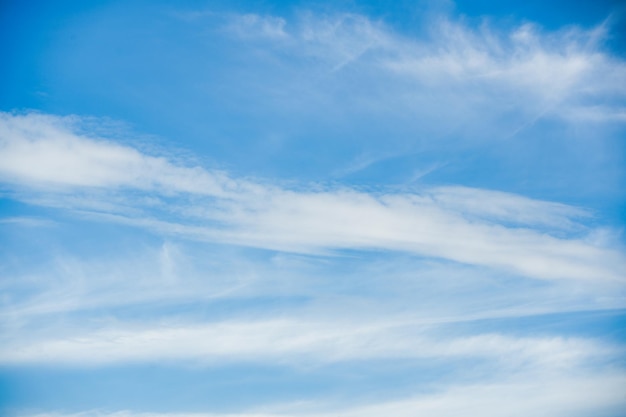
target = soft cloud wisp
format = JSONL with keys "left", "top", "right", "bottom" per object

{"left": 0, "top": 112, "right": 623, "bottom": 282}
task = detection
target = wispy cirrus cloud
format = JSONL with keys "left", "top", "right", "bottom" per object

{"left": 225, "top": 13, "right": 288, "bottom": 40}
{"left": 215, "top": 11, "right": 626, "bottom": 125}
{"left": 0, "top": 112, "right": 623, "bottom": 283}
{"left": 1, "top": 315, "right": 618, "bottom": 366}
{"left": 162, "top": 9, "right": 626, "bottom": 199}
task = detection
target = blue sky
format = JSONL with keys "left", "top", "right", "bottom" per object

{"left": 1, "top": 1, "right": 625, "bottom": 416}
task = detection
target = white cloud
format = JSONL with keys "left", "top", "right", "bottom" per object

{"left": 223, "top": 12, "right": 390, "bottom": 66}
{"left": 0, "top": 112, "right": 238, "bottom": 196}
{"left": 1, "top": 238, "right": 622, "bottom": 332}
{"left": 0, "top": 112, "right": 624, "bottom": 283}
{"left": 0, "top": 316, "right": 615, "bottom": 367}
{"left": 428, "top": 186, "right": 590, "bottom": 229}
{"left": 385, "top": 20, "right": 610, "bottom": 95}
{"left": 225, "top": 14, "right": 288, "bottom": 39}
{"left": 216, "top": 11, "right": 626, "bottom": 124}
{"left": 0, "top": 216, "right": 57, "bottom": 227}
{"left": 211, "top": 188, "right": 625, "bottom": 281}
{"left": 313, "top": 373, "right": 626, "bottom": 417}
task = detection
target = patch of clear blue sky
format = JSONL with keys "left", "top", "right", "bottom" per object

{"left": 0, "top": 357, "right": 492, "bottom": 414}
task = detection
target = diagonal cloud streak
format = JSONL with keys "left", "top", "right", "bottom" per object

{"left": 0, "top": 112, "right": 624, "bottom": 282}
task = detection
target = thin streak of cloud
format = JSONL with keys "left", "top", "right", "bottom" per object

{"left": 0, "top": 316, "right": 617, "bottom": 367}
{"left": 0, "top": 216, "right": 57, "bottom": 227}
{"left": 0, "top": 112, "right": 624, "bottom": 282}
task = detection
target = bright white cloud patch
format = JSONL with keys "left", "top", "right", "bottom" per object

{"left": 0, "top": 113, "right": 236, "bottom": 196}
{"left": 0, "top": 112, "right": 623, "bottom": 282}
